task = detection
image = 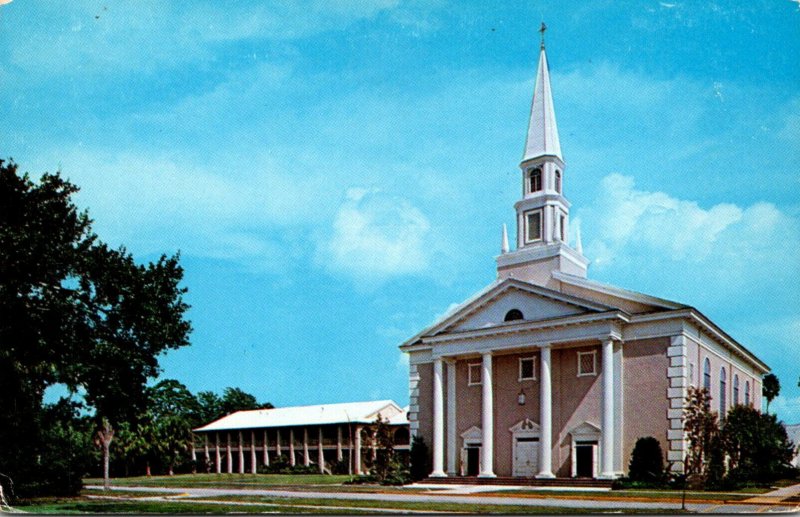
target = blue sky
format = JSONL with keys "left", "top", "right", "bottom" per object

{"left": 2, "top": 1, "right": 799, "bottom": 423}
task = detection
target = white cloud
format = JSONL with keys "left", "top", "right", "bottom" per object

{"left": 318, "top": 188, "right": 432, "bottom": 284}
{"left": 47, "top": 149, "right": 334, "bottom": 270}
{"left": 579, "top": 173, "right": 799, "bottom": 272}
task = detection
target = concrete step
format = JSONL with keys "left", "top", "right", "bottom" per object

{"left": 417, "top": 476, "right": 613, "bottom": 488}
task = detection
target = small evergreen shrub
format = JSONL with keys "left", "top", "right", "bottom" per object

{"left": 628, "top": 436, "right": 665, "bottom": 483}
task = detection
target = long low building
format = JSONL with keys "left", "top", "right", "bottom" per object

{"left": 193, "top": 400, "right": 410, "bottom": 475}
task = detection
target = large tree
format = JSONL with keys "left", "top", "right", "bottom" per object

{"left": 0, "top": 160, "right": 191, "bottom": 497}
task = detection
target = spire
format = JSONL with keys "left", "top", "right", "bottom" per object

{"left": 501, "top": 223, "right": 510, "bottom": 254}
{"left": 522, "top": 25, "right": 562, "bottom": 163}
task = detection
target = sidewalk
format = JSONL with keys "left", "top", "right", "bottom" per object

{"left": 743, "top": 482, "right": 800, "bottom": 505}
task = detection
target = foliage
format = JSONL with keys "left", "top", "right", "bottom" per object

{"left": 256, "top": 456, "right": 319, "bottom": 475}
{"left": 368, "top": 416, "right": 395, "bottom": 483}
{"left": 0, "top": 160, "right": 192, "bottom": 499}
{"left": 720, "top": 404, "right": 797, "bottom": 483}
{"left": 705, "top": 435, "right": 726, "bottom": 490}
{"left": 683, "top": 386, "right": 718, "bottom": 482}
{"left": 628, "top": 437, "right": 665, "bottom": 483}
{"left": 762, "top": 374, "right": 780, "bottom": 413}
{"left": 409, "top": 435, "right": 430, "bottom": 482}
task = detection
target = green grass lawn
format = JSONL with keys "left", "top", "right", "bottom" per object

{"left": 14, "top": 495, "right": 683, "bottom": 514}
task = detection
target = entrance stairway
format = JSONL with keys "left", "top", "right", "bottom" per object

{"left": 417, "top": 476, "right": 613, "bottom": 489}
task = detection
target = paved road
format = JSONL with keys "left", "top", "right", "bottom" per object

{"left": 86, "top": 484, "right": 800, "bottom": 513}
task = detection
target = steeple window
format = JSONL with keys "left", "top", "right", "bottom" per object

{"left": 555, "top": 170, "right": 562, "bottom": 194}
{"left": 525, "top": 210, "right": 543, "bottom": 243}
{"left": 559, "top": 214, "right": 566, "bottom": 242}
{"left": 528, "top": 168, "right": 542, "bottom": 193}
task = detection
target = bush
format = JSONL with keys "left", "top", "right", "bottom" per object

{"left": 409, "top": 435, "right": 429, "bottom": 481}
{"left": 256, "top": 455, "right": 319, "bottom": 475}
{"left": 721, "top": 405, "right": 797, "bottom": 483}
{"left": 328, "top": 459, "right": 350, "bottom": 475}
{"left": 628, "top": 437, "right": 665, "bottom": 483}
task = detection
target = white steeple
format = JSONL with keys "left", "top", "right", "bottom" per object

{"left": 496, "top": 24, "right": 588, "bottom": 288}
{"left": 522, "top": 24, "right": 562, "bottom": 163}
{"left": 501, "top": 224, "right": 510, "bottom": 254}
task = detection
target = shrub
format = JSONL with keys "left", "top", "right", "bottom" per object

{"left": 628, "top": 436, "right": 665, "bottom": 483}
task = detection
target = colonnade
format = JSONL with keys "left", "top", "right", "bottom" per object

{"left": 429, "top": 338, "right": 617, "bottom": 478}
{"left": 199, "top": 424, "right": 363, "bottom": 475}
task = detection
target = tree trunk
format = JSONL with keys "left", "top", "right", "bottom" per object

{"left": 96, "top": 419, "right": 115, "bottom": 490}
{"left": 146, "top": 462, "right": 151, "bottom": 477}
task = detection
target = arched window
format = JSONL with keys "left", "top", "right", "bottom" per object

{"left": 703, "top": 358, "right": 711, "bottom": 391}
{"left": 555, "top": 170, "right": 562, "bottom": 193}
{"left": 745, "top": 381, "right": 751, "bottom": 406}
{"left": 528, "top": 168, "right": 542, "bottom": 193}
{"left": 733, "top": 375, "right": 739, "bottom": 405}
{"left": 504, "top": 309, "right": 524, "bottom": 322}
{"left": 719, "top": 367, "right": 727, "bottom": 416}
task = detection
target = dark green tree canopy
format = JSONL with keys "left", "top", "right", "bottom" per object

{"left": 0, "top": 160, "right": 192, "bottom": 497}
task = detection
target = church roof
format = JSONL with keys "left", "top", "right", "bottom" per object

{"left": 522, "top": 46, "right": 562, "bottom": 163}
{"left": 399, "top": 277, "right": 615, "bottom": 349}
{"left": 194, "top": 400, "right": 403, "bottom": 432}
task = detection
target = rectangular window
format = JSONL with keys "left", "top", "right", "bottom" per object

{"left": 468, "top": 363, "right": 482, "bottom": 386}
{"left": 525, "top": 210, "right": 542, "bottom": 243}
{"left": 519, "top": 356, "right": 536, "bottom": 381}
{"left": 577, "top": 351, "right": 597, "bottom": 377}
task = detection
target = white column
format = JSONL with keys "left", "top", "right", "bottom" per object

{"left": 601, "top": 338, "right": 615, "bottom": 478}
{"left": 250, "top": 431, "right": 257, "bottom": 474}
{"left": 276, "top": 430, "right": 282, "bottom": 457}
{"left": 303, "top": 427, "right": 310, "bottom": 466}
{"left": 318, "top": 427, "right": 325, "bottom": 474}
{"left": 238, "top": 431, "right": 245, "bottom": 474}
{"left": 537, "top": 345, "right": 555, "bottom": 478}
{"left": 215, "top": 433, "right": 221, "bottom": 474}
{"left": 431, "top": 357, "right": 446, "bottom": 477}
{"left": 226, "top": 432, "right": 232, "bottom": 474}
{"left": 446, "top": 360, "right": 457, "bottom": 475}
{"left": 289, "top": 429, "right": 296, "bottom": 466}
{"left": 336, "top": 426, "right": 343, "bottom": 461}
{"left": 479, "top": 352, "right": 496, "bottom": 478}
{"left": 264, "top": 429, "right": 269, "bottom": 467}
{"left": 354, "top": 425, "right": 362, "bottom": 475}
{"left": 204, "top": 435, "right": 210, "bottom": 473}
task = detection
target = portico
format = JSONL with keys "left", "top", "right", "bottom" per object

{"left": 425, "top": 329, "right": 620, "bottom": 479}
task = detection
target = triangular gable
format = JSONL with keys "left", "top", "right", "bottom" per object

{"left": 509, "top": 418, "right": 541, "bottom": 435}
{"left": 461, "top": 426, "right": 482, "bottom": 442}
{"left": 569, "top": 421, "right": 601, "bottom": 438}
{"left": 402, "top": 279, "right": 614, "bottom": 344}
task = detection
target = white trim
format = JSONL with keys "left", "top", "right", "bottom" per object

{"left": 519, "top": 356, "right": 537, "bottom": 381}
{"left": 524, "top": 208, "right": 544, "bottom": 244}
{"left": 577, "top": 350, "right": 597, "bottom": 377}
{"left": 510, "top": 419, "right": 541, "bottom": 477}
{"left": 468, "top": 362, "right": 482, "bottom": 386}
{"left": 569, "top": 422, "right": 601, "bottom": 479}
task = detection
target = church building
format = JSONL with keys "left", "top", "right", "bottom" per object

{"left": 399, "top": 31, "right": 769, "bottom": 481}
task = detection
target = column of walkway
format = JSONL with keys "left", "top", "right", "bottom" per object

{"left": 207, "top": 424, "right": 351, "bottom": 475}
{"left": 430, "top": 340, "right": 617, "bottom": 479}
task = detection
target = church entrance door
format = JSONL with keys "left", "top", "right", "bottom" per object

{"left": 513, "top": 437, "right": 539, "bottom": 477}
{"left": 575, "top": 442, "right": 595, "bottom": 478}
{"left": 465, "top": 447, "right": 480, "bottom": 476}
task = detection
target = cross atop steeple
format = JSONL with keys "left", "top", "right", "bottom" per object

{"left": 539, "top": 22, "right": 547, "bottom": 50}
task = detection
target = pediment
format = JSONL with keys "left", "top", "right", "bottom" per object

{"left": 400, "top": 278, "right": 615, "bottom": 349}
{"left": 509, "top": 418, "right": 540, "bottom": 435}
{"left": 460, "top": 426, "right": 482, "bottom": 442}
{"left": 442, "top": 280, "right": 611, "bottom": 334}
{"left": 569, "top": 421, "right": 601, "bottom": 437}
